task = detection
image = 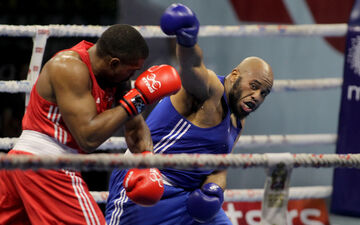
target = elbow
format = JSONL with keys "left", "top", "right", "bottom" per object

{"left": 78, "top": 141, "right": 99, "bottom": 153}
{"left": 76, "top": 137, "right": 101, "bottom": 153}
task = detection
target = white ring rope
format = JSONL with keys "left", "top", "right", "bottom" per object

{"left": 234, "top": 133, "right": 337, "bottom": 149}
{"left": 0, "top": 78, "right": 343, "bottom": 93}
{"left": 0, "top": 24, "right": 349, "bottom": 37}
{"left": 0, "top": 153, "right": 359, "bottom": 171}
{"left": 223, "top": 185, "right": 332, "bottom": 202}
{"left": 90, "top": 185, "right": 332, "bottom": 204}
{"left": 0, "top": 134, "right": 337, "bottom": 150}
{"left": 272, "top": 78, "right": 342, "bottom": 92}
{"left": 0, "top": 81, "right": 32, "bottom": 93}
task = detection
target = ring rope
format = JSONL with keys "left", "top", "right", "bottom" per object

{"left": 0, "top": 134, "right": 337, "bottom": 150}
{"left": 0, "top": 24, "right": 349, "bottom": 37}
{"left": 0, "top": 78, "right": 343, "bottom": 93}
{"left": 0, "top": 153, "right": 359, "bottom": 171}
{"left": 90, "top": 185, "right": 332, "bottom": 204}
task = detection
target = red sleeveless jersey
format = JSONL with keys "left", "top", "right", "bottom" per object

{"left": 22, "top": 41, "right": 116, "bottom": 153}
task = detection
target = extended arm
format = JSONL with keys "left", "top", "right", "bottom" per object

{"left": 176, "top": 44, "right": 215, "bottom": 101}
{"left": 161, "top": 3, "right": 223, "bottom": 104}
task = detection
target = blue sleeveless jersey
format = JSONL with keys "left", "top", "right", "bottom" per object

{"left": 146, "top": 76, "right": 242, "bottom": 189}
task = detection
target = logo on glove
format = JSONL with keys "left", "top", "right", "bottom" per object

{"left": 142, "top": 73, "right": 161, "bottom": 93}
{"left": 149, "top": 168, "right": 163, "bottom": 187}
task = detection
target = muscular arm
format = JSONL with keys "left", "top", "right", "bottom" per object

{"left": 176, "top": 45, "right": 210, "bottom": 100}
{"left": 174, "top": 45, "right": 223, "bottom": 102}
{"left": 124, "top": 115, "right": 153, "bottom": 153}
{"left": 46, "top": 57, "right": 130, "bottom": 152}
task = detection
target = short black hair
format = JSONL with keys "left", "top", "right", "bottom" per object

{"left": 96, "top": 24, "right": 149, "bottom": 64}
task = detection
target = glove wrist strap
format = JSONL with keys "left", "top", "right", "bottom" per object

{"left": 119, "top": 89, "right": 146, "bottom": 116}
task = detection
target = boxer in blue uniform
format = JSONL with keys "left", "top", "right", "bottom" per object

{"left": 105, "top": 3, "right": 274, "bottom": 225}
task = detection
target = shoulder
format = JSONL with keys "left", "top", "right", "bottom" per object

{"left": 47, "top": 51, "right": 88, "bottom": 76}
{"left": 45, "top": 50, "right": 91, "bottom": 88}
{"left": 206, "top": 69, "right": 225, "bottom": 100}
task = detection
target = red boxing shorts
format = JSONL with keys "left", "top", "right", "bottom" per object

{"left": 0, "top": 150, "right": 106, "bottom": 225}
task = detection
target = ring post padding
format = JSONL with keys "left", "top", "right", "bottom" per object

{"left": 25, "top": 27, "right": 50, "bottom": 107}
{"left": 261, "top": 153, "right": 294, "bottom": 225}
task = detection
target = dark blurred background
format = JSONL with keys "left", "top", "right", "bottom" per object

{"left": 0, "top": 0, "right": 117, "bottom": 212}
{"left": 0, "top": 0, "right": 175, "bottom": 212}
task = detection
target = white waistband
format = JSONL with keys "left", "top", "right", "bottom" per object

{"left": 13, "top": 130, "right": 79, "bottom": 155}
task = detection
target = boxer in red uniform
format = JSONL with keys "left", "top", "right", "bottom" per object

{"left": 0, "top": 24, "right": 181, "bottom": 225}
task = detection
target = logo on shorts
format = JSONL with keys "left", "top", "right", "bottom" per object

{"left": 348, "top": 36, "right": 360, "bottom": 76}
{"left": 142, "top": 73, "right": 161, "bottom": 93}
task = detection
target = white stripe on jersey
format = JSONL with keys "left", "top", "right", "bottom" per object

{"left": 47, "top": 105, "right": 68, "bottom": 145}
{"left": 153, "top": 118, "right": 184, "bottom": 150}
{"left": 157, "top": 123, "right": 191, "bottom": 154}
{"left": 55, "top": 112, "right": 61, "bottom": 124}
{"left": 54, "top": 124, "right": 58, "bottom": 141}
{"left": 51, "top": 107, "right": 58, "bottom": 122}
{"left": 154, "top": 119, "right": 191, "bottom": 154}
{"left": 59, "top": 127, "right": 63, "bottom": 144}
{"left": 47, "top": 105, "right": 54, "bottom": 119}
{"left": 63, "top": 130, "right": 68, "bottom": 144}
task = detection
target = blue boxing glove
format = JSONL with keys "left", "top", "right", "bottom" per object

{"left": 187, "top": 183, "right": 224, "bottom": 223}
{"left": 160, "top": 3, "right": 199, "bottom": 47}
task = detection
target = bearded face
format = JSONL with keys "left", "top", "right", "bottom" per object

{"left": 228, "top": 77, "right": 249, "bottom": 120}
{"left": 228, "top": 73, "right": 272, "bottom": 120}
{"left": 227, "top": 57, "right": 273, "bottom": 120}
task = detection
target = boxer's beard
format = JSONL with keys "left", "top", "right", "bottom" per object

{"left": 228, "top": 77, "right": 249, "bottom": 120}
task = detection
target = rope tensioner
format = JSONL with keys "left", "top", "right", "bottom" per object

{"left": 0, "top": 153, "right": 359, "bottom": 171}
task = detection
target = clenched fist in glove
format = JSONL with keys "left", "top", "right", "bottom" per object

{"left": 119, "top": 65, "right": 181, "bottom": 116}
{"left": 123, "top": 168, "right": 164, "bottom": 207}
{"left": 187, "top": 182, "right": 224, "bottom": 223}
{"left": 123, "top": 152, "right": 164, "bottom": 207}
{"left": 160, "top": 3, "right": 199, "bottom": 47}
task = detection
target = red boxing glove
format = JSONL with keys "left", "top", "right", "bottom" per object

{"left": 123, "top": 168, "right": 164, "bottom": 207}
{"left": 135, "top": 64, "right": 181, "bottom": 104}
{"left": 119, "top": 65, "right": 181, "bottom": 116}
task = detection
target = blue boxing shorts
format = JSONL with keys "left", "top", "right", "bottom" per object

{"left": 105, "top": 169, "right": 231, "bottom": 225}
